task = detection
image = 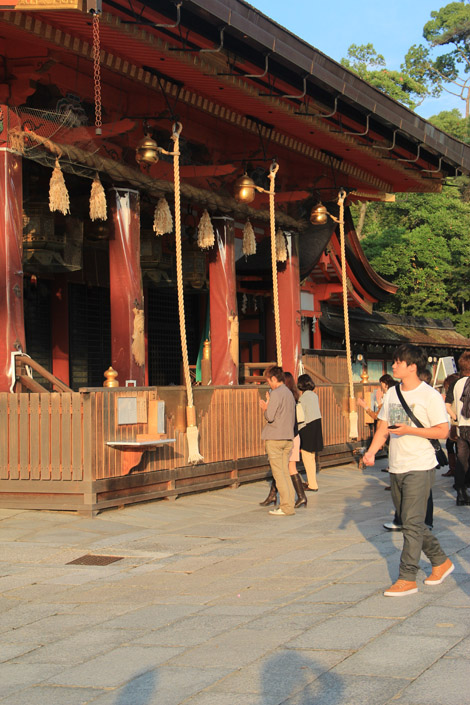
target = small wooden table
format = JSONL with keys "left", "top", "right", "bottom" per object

{"left": 106, "top": 439, "right": 176, "bottom": 475}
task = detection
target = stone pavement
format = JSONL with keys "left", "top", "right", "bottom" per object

{"left": 1, "top": 458, "right": 469, "bottom": 705}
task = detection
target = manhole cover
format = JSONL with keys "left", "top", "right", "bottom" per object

{"left": 67, "top": 554, "right": 123, "bottom": 566}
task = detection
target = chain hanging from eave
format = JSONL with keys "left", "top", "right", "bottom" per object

{"left": 92, "top": 12, "right": 102, "bottom": 136}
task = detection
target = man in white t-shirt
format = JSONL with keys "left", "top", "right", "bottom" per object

{"left": 364, "top": 344, "right": 454, "bottom": 597}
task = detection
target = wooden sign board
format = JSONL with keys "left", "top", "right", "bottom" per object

{"left": 0, "top": 0, "right": 85, "bottom": 10}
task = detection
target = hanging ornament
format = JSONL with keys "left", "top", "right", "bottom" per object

{"left": 9, "top": 126, "right": 24, "bottom": 154}
{"left": 197, "top": 209, "right": 215, "bottom": 250}
{"left": 89, "top": 174, "right": 107, "bottom": 221}
{"left": 242, "top": 219, "right": 256, "bottom": 256}
{"left": 49, "top": 158, "right": 70, "bottom": 215}
{"left": 241, "top": 293, "right": 247, "bottom": 314}
{"left": 153, "top": 197, "right": 173, "bottom": 236}
{"left": 275, "top": 228, "right": 287, "bottom": 262}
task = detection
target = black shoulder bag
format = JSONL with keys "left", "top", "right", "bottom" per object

{"left": 395, "top": 385, "right": 448, "bottom": 467}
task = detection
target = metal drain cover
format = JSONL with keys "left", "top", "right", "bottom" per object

{"left": 67, "top": 554, "right": 123, "bottom": 566}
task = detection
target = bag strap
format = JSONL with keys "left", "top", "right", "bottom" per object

{"left": 395, "top": 385, "right": 440, "bottom": 452}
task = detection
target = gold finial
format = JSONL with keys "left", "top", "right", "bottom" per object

{"left": 103, "top": 366, "right": 119, "bottom": 387}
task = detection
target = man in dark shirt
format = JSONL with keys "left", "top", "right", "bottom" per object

{"left": 259, "top": 366, "right": 296, "bottom": 516}
{"left": 445, "top": 351, "right": 470, "bottom": 506}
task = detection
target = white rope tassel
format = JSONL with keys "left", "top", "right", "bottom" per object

{"left": 49, "top": 159, "right": 70, "bottom": 215}
{"left": 197, "top": 209, "right": 215, "bottom": 249}
{"left": 242, "top": 219, "right": 256, "bottom": 255}
{"left": 89, "top": 174, "right": 107, "bottom": 221}
{"left": 186, "top": 423, "right": 203, "bottom": 464}
{"left": 153, "top": 197, "right": 173, "bottom": 236}
{"left": 275, "top": 228, "right": 287, "bottom": 262}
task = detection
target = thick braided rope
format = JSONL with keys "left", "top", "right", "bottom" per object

{"left": 172, "top": 124, "right": 194, "bottom": 410}
{"left": 338, "top": 191, "right": 354, "bottom": 400}
{"left": 13, "top": 130, "right": 303, "bottom": 230}
{"left": 268, "top": 163, "right": 282, "bottom": 367}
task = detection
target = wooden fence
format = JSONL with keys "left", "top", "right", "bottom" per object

{"left": 0, "top": 382, "right": 375, "bottom": 515}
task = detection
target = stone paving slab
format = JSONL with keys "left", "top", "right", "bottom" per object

{"left": 0, "top": 462, "right": 469, "bottom": 705}
{"left": 391, "top": 657, "right": 470, "bottom": 705}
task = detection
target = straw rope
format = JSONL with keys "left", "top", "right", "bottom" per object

{"left": 11, "top": 129, "right": 305, "bottom": 231}
{"left": 172, "top": 123, "right": 193, "bottom": 411}
{"left": 338, "top": 188, "right": 358, "bottom": 438}
{"left": 268, "top": 162, "right": 282, "bottom": 367}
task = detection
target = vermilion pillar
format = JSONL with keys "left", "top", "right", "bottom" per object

{"left": 277, "top": 233, "right": 301, "bottom": 379}
{"left": 109, "top": 188, "right": 145, "bottom": 386}
{"left": 209, "top": 217, "right": 238, "bottom": 385}
{"left": 51, "top": 275, "right": 70, "bottom": 386}
{"left": 0, "top": 148, "right": 25, "bottom": 391}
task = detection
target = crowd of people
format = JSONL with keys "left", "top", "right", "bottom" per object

{"left": 259, "top": 343, "right": 470, "bottom": 597}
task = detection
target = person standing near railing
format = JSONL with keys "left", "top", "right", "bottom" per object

{"left": 297, "top": 374, "right": 324, "bottom": 492}
{"left": 259, "top": 366, "right": 296, "bottom": 516}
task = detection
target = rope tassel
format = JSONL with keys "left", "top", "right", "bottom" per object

{"left": 89, "top": 174, "right": 107, "bottom": 221}
{"left": 197, "top": 209, "right": 215, "bottom": 249}
{"left": 275, "top": 228, "right": 287, "bottom": 262}
{"left": 242, "top": 219, "right": 256, "bottom": 256}
{"left": 49, "top": 159, "right": 70, "bottom": 215}
{"left": 153, "top": 197, "right": 173, "bottom": 236}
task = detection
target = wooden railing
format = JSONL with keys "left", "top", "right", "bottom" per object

{"left": 14, "top": 355, "right": 73, "bottom": 394}
{"left": 0, "top": 382, "right": 376, "bottom": 514}
{"left": 239, "top": 362, "right": 276, "bottom": 384}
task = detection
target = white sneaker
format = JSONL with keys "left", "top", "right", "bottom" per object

{"left": 269, "top": 507, "right": 292, "bottom": 516}
{"left": 383, "top": 522, "right": 402, "bottom": 531}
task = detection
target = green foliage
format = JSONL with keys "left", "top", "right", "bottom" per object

{"left": 454, "top": 311, "right": 470, "bottom": 336}
{"left": 356, "top": 188, "right": 470, "bottom": 328}
{"left": 341, "top": 44, "right": 428, "bottom": 109}
{"left": 428, "top": 108, "right": 470, "bottom": 141}
{"left": 404, "top": 2, "right": 470, "bottom": 116}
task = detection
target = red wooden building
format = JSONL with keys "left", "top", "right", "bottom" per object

{"left": 1, "top": 0, "right": 470, "bottom": 513}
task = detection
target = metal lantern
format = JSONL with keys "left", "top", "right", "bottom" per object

{"left": 234, "top": 173, "right": 256, "bottom": 204}
{"left": 310, "top": 203, "right": 328, "bottom": 225}
{"left": 135, "top": 133, "right": 159, "bottom": 165}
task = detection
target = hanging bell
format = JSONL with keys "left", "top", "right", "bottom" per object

{"left": 310, "top": 203, "right": 329, "bottom": 225}
{"left": 136, "top": 133, "right": 159, "bottom": 165}
{"left": 234, "top": 173, "right": 256, "bottom": 204}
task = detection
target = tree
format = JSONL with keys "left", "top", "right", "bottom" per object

{"left": 355, "top": 188, "right": 470, "bottom": 333}
{"left": 341, "top": 44, "right": 429, "bottom": 110}
{"left": 428, "top": 108, "right": 470, "bottom": 142}
{"left": 404, "top": 2, "right": 470, "bottom": 116}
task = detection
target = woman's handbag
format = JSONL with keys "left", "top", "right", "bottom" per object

{"left": 395, "top": 386, "right": 448, "bottom": 467}
{"left": 296, "top": 402, "right": 305, "bottom": 423}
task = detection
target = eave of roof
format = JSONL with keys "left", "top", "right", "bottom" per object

{"left": 320, "top": 305, "right": 470, "bottom": 350}
{"left": 183, "top": 0, "right": 470, "bottom": 174}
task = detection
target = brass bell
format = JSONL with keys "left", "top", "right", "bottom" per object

{"left": 234, "top": 173, "right": 256, "bottom": 204}
{"left": 310, "top": 203, "right": 328, "bottom": 225}
{"left": 135, "top": 133, "right": 159, "bottom": 165}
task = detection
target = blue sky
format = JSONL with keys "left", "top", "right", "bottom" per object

{"left": 247, "top": 0, "right": 462, "bottom": 119}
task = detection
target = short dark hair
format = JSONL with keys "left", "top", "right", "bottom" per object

{"left": 379, "top": 374, "right": 396, "bottom": 389}
{"left": 393, "top": 344, "right": 428, "bottom": 376}
{"left": 458, "top": 351, "right": 470, "bottom": 375}
{"left": 444, "top": 373, "right": 459, "bottom": 391}
{"left": 265, "top": 365, "right": 285, "bottom": 383}
{"left": 297, "top": 373, "right": 315, "bottom": 392}
{"left": 420, "top": 369, "right": 432, "bottom": 385}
